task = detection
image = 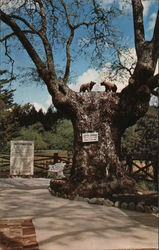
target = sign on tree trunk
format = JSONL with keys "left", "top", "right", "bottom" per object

{"left": 82, "top": 132, "right": 99, "bottom": 142}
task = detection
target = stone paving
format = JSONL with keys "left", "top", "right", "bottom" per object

{"left": 0, "top": 218, "right": 39, "bottom": 250}
{"left": 0, "top": 177, "right": 50, "bottom": 189}
{"left": 0, "top": 178, "right": 158, "bottom": 250}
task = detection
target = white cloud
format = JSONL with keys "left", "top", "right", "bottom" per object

{"left": 101, "top": 0, "right": 115, "bottom": 5}
{"left": 69, "top": 68, "right": 104, "bottom": 92}
{"left": 46, "top": 95, "right": 52, "bottom": 106}
{"left": 0, "top": 0, "right": 37, "bottom": 14}
{"left": 69, "top": 64, "right": 132, "bottom": 93}
{"left": 33, "top": 102, "right": 46, "bottom": 113}
{"left": 142, "top": 0, "right": 153, "bottom": 17}
{"left": 0, "top": 0, "right": 24, "bottom": 13}
{"left": 69, "top": 67, "right": 128, "bottom": 93}
{"left": 117, "top": 0, "right": 155, "bottom": 17}
{"left": 69, "top": 48, "right": 137, "bottom": 93}
{"left": 118, "top": 0, "right": 131, "bottom": 13}
{"left": 75, "top": 68, "right": 100, "bottom": 86}
{"left": 148, "top": 12, "right": 157, "bottom": 31}
{"left": 34, "top": 96, "right": 52, "bottom": 113}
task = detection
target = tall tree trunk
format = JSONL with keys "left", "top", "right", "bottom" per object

{"left": 72, "top": 92, "right": 122, "bottom": 181}
{"left": 50, "top": 91, "right": 135, "bottom": 198}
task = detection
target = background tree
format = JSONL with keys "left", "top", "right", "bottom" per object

{"left": 121, "top": 107, "right": 158, "bottom": 159}
{"left": 134, "top": 107, "right": 158, "bottom": 189}
{"left": 0, "top": 0, "right": 158, "bottom": 197}
{"left": 0, "top": 70, "right": 19, "bottom": 152}
{"left": 121, "top": 106, "right": 158, "bottom": 189}
{"left": 16, "top": 122, "right": 48, "bottom": 150}
{"left": 50, "top": 119, "right": 73, "bottom": 152}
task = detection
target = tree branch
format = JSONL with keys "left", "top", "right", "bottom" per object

{"left": 151, "top": 88, "right": 159, "bottom": 97}
{"left": 33, "top": 0, "right": 56, "bottom": 78}
{"left": 0, "top": 77, "right": 16, "bottom": 85}
{"left": 147, "top": 74, "right": 159, "bottom": 90}
{"left": 61, "top": 0, "right": 99, "bottom": 82}
{"left": 10, "top": 14, "right": 38, "bottom": 33}
{"left": 0, "top": 9, "right": 51, "bottom": 83}
{"left": 0, "top": 70, "right": 7, "bottom": 75}
{"left": 116, "top": 49, "right": 135, "bottom": 76}
{"left": 0, "top": 32, "right": 15, "bottom": 43}
{"left": 131, "top": 0, "right": 145, "bottom": 57}
{"left": 35, "top": 0, "right": 47, "bottom": 33}
{"left": 61, "top": 0, "right": 75, "bottom": 82}
{"left": 130, "top": 1, "right": 158, "bottom": 84}
{"left": 64, "top": 30, "right": 74, "bottom": 82}
{"left": 4, "top": 39, "right": 14, "bottom": 76}
{"left": 0, "top": 30, "right": 36, "bottom": 43}
{"left": 74, "top": 21, "right": 96, "bottom": 29}
{"left": 61, "top": 0, "right": 73, "bottom": 29}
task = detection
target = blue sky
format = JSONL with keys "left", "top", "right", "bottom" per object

{"left": 1, "top": 0, "right": 158, "bottom": 112}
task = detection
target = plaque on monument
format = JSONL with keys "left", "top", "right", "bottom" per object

{"left": 82, "top": 132, "right": 98, "bottom": 142}
{"left": 10, "top": 141, "right": 34, "bottom": 176}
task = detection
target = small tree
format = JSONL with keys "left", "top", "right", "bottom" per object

{"left": 0, "top": 70, "right": 19, "bottom": 151}
{"left": 0, "top": 0, "right": 158, "bottom": 196}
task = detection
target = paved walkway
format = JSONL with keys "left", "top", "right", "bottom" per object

{"left": 0, "top": 178, "right": 158, "bottom": 250}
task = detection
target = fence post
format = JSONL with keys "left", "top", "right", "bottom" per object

{"left": 53, "top": 153, "right": 59, "bottom": 164}
{"left": 126, "top": 155, "right": 132, "bottom": 175}
{"left": 152, "top": 157, "right": 158, "bottom": 190}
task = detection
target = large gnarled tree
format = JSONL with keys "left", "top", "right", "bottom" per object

{"left": 0, "top": 0, "right": 158, "bottom": 197}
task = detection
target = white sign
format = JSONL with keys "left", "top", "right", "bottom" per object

{"left": 82, "top": 132, "right": 98, "bottom": 142}
{"left": 10, "top": 141, "right": 34, "bottom": 176}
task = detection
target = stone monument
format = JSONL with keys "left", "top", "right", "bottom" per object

{"left": 10, "top": 141, "right": 34, "bottom": 176}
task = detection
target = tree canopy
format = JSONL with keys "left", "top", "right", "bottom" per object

{"left": 0, "top": 0, "right": 124, "bottom": 81}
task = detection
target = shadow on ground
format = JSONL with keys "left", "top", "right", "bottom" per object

{"left": 0, "top": 178, "right": 158, "bottom": 250}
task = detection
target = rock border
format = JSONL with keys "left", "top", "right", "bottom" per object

{"left": 48, "top": 188, "right": 158, "bottom": 214}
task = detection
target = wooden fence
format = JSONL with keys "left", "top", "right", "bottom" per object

{"left": 34, "top": 153, "right": 72, "bottom": 177}
{"left": 0, "top": 154, "right": 10, "bottom": 177}
{"left": 122, "top": 159, "right": 155, "bottom": 181}
{"left": 0, "top": 153, "right": 155, "bottom": 181}
{"left": 0, "top": 153, "right": 72, "bottom": 178}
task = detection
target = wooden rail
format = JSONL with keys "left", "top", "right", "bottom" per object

{"left": 0, "top": 153, "right": 155, "bottom": 181}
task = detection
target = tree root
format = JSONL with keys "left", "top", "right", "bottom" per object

{"left": 49, "top": 175, "right": 136, "bottom": 199}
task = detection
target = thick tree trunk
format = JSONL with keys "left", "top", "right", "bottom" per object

{"left": 72, "top": 91, "right": 122, "bottom": 181}
{"left": 50, "top": 91, "right": 136, "bottom": 198}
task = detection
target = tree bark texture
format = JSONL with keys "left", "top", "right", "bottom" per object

{"left": 50, "top": 89, "right": 140, "bottom": 198}
{"left": 72, "top": 91, "right": 122, "bottom": 181}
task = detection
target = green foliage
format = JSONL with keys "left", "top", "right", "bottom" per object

{"left": 50, "top": 119, "right": 73, "bottom": 152}
{"left": 121, "top": 106, "right": 158, "bottom": 159}
{"left": 0, "top": 71, "right": 20, "bottom": 152}
{"left": 15, "top": 119, "right": 74, "bottom": 152}
{"left": 16, "top": 122, "right": 48, "bottom": 150}
{"left": 18, "top": 105, "right": 63, "bottom": 131}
